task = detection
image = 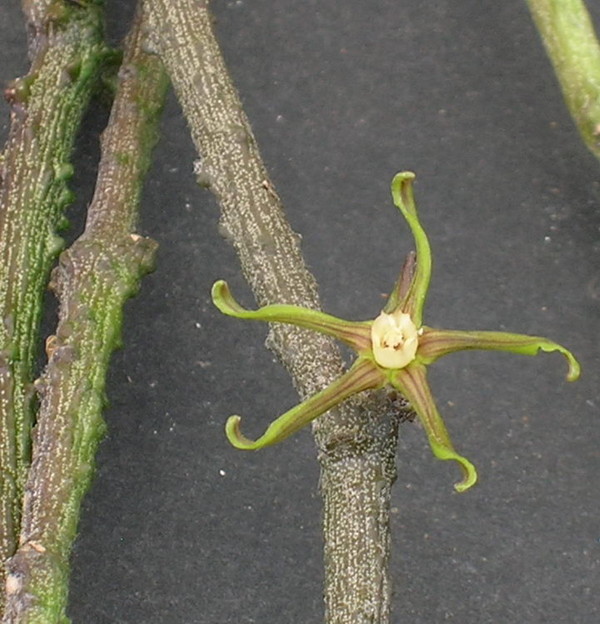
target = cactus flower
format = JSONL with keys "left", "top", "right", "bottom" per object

{"left": 211, "top": 172, "right": 580, "bottom": 492}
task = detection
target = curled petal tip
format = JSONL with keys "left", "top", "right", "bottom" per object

{"left": 212, "top": 279, "right": 259, "bottom": 319}
{"left": 390, "top": 172, "right": 417, "bottom": 213}
{"left": 211, "top": 279, "right": 227, "bottom": 298}
{"left": 225, "top": 415, "right": 260, "bottom": 450}
{"left": 211, "top": 279, "right": 227, "bottom": 305}
{"left": 211, "top": 280, "right": 238, "bottom": 315}
{"left": 565, "top": 352, "right": 581, "bottom": 382}
{"left": 391, "top": 171, "right": 416, "bottom": 186}
{"left": 433, "top": 442, "right": 478, "bottom": 493}
{"left": 538, "top": 341, "right": 581, "bottom": 382}
{"left": 453, "top": 457, "right": 478, "bottom": 493}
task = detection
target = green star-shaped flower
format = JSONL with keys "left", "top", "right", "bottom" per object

{"left": 212, "top": 172, "right": 580, "bottom": 492}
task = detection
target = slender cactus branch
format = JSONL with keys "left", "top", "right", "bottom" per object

{"left": 2, "top": 4, "right": 168, "bottom": 621}
{"left": 526, "top": 0, "right": 600, "bottom": 162}
{"left": 0, "top": 0, "right": 105, "bottom": 586}
{"left": 144, "top": 1, "right": 403, "bottom": 622}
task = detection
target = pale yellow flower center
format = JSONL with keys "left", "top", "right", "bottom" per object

{"left": 371, "top": 310, "right": 419, "bottom": 369}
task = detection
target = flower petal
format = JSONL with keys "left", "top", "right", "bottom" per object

{"left": 391, "top": 363, "right": 477, "bottom": 492}
{"left": 226, "top": 358, "right": 386, "bottom": 449}
{"left": 390, "top": 172, "right": 432, "bottom": 326}
{"left": 383, "top": 251, "right": 416, "bottom": 314}
{"left": 418, "top": 328, "right": 580, "bottom": 382}
{"left": 212, "top": 280, "right": 372, "bottom": 353}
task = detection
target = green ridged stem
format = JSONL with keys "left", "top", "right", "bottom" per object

{"left": 2, "top": 3, "right": 168, "bottom": 621}
{"left": 0, "top": 0, "right": 105, "bottom": 585}
{"left": 526, "top": 0, "right": 600, "bottom": 162}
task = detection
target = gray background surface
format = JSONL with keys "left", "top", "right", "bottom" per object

{"left": 1, "top": 1, "right": 599, "bottom": 622}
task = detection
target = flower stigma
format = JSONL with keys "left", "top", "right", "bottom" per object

{"left": 371, "top": 309, "right": 419, "bottom": 369}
